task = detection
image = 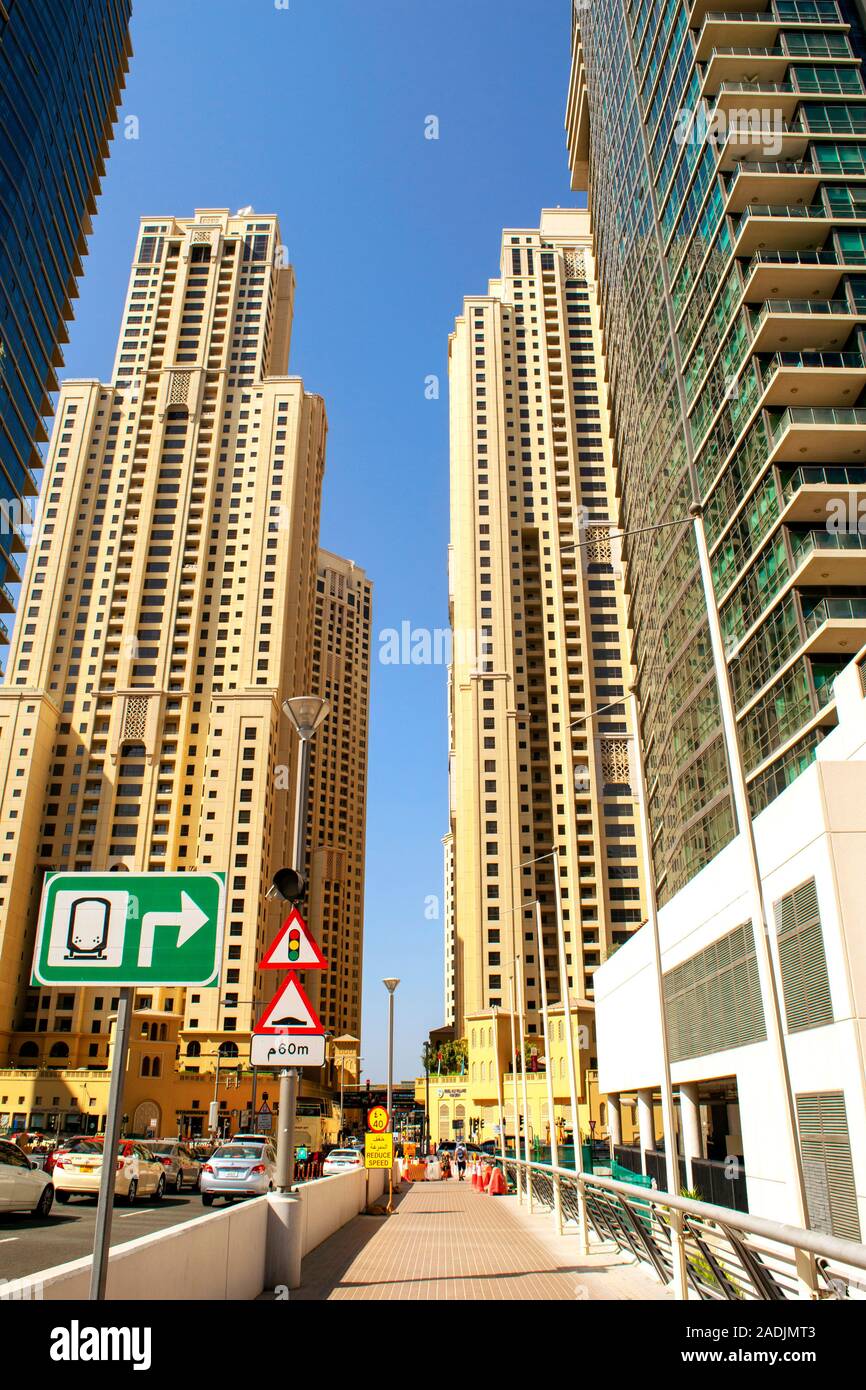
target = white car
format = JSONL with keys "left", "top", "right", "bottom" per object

{"left": 0, "top": 1139, "right": 54, "bottom": 1216}
{"left": 322, "top": 1148, "right": 364, "bottom": 1177}
{"left": 53, "top": 1138, "right": 166, "bottom": 1205}
{"left": 200, "top": 1141, "right": 277, "bottom": 1205}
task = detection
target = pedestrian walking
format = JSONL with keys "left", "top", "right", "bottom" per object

{"left": 455, "top": 1140, "right": 467, "bottom": 1181}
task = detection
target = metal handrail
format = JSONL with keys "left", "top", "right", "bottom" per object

{"left": 499, "top": 1154, "right": 866, "bottom": 1299}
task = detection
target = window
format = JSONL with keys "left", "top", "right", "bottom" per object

{"left": 663, "top": 923, "right": 766, "bottom": 1062}
{"left": 774, "top": 879, "right": 833, "bottom": 1033}
{"left": 796, "top": 1092, "right": 861, "bottom": 1242}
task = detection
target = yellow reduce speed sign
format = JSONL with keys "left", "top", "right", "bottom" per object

{"left": 367, "top": 1105, "right": 389, "bottom": 1133}
{"left": 365, "top": 1133, "right": 393, "bottom": 1169}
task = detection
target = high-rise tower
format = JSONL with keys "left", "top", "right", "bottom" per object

{"left": 0, "top": 0, "right": 133, "bottom": 657}
{"left": 0, "top": 210, "right": 326, "bottom": 1071}
{"left": 306, "top": 549, "right": 371, "bottom": 1040}
{"left": 447, "top": 210, "right": 647, "bottom": 1036}
{"left": 567, "top": 0, "right": 866, "bottom": 903}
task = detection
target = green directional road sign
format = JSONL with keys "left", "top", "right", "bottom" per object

{"left": 31, "top": 872, "right": 225, "bottom": 987}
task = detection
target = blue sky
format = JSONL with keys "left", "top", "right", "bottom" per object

{"left": 59, "top": 0, "right": 577, "bottom": 1079}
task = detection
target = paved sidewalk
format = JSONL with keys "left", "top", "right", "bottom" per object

{"left": 291, "top": 1176, "right": 673, "bottom": 1301}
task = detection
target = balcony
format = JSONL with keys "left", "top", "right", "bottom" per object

{"left": 689, "top": 0, "right": 772, "bottom": 25}
{"left": 725, "top": 160, "right": 819, "bottom": 215}
{"left": 779, "top": 463, "right": 866, "bottom": 524}
{"left": 767, "top": 404, "right": 866, "bottom": 462}
{"left": 733, "top": 203, "right": 835, "bottom": 257}
{"left": 701, "top": 49, "right": 791, "bottom": 99}
{"left": 743, "top": 248, "right": 851, "bottom": 301}
{"left": 801, "top": 595, "right": 866, "bottom": 654}
{"left": 789, "top": 525, "right": 866, "bottom": 582}
{"left": 695, "top": 2, "right": 844, "bottom": 61}
{"left": 749, "top": 297, "right": 860, "bottom": 351}
{"left": 713, "top": 79, "right": 800, "bottom": 122}
{"left": 759, "top": 349, "right": 866, "bottom": 407}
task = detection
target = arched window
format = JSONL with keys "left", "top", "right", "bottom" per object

{"left": 159, "top": 1023, "right": 167, "bottom": 1041}
{"left": 219, "top": 1041, "right": 238, "bottom": 1058}
{"left": 141, "top": 1057, "right": 151, "bottom": 1077}
{"left": 149, "top": 1023, "right": 158, "bottom": 1041}
{"left": 152, "top": 1057, "right": 161, "bottom": 1078}
{"left": 186, "top": 1041, "right": 201, "bottom": 1057}
{"left": 18, "top": 1041, "right": 38, "bottom": 1059}
{"left": 48, "top": 1042, "right": 69, "bottom": 1059}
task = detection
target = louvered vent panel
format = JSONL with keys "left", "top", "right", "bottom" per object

{"left": 796, "top": 1092, "right": 861, "bottom": 1242}
{"left": 774, "top": 879, "right": 833, "bottom": 1033}
{"left": 663, "top": 922, "right": 767, "bottom": 1062}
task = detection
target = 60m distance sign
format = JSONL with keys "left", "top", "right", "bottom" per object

{"left": 32, "top": 872, "right": 226, "bottom": 987}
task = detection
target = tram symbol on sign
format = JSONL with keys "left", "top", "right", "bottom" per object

{"left": 66, "top": 897, "right": 113, "bottom": 959}
{"left": 47, "top": 890, "right": 129, "bottom": 971}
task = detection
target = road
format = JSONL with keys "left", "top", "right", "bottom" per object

{"left": 0, "top": 1189, "right": 216, "bottom": 1283}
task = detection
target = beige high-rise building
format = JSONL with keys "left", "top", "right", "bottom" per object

{"left": 305, "top": 549, "right": 371, "bottom": 1040}
{"left": 447, "top": 208, "right": 647, "bottom": 1037}
{"left": 0, "top": 209, "right": 327, "bottom": 1073}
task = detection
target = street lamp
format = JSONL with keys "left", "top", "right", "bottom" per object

{"left": 383, "top": 979, "right": 399, "bottom": 1131}
{"left": 383, "top": 980, "right": 399, "bottom": 1213}
{"left": 272, "top": 694, "right": 329, "bottom": 1196}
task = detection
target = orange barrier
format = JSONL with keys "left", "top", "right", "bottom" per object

{"left": 481, "top": 1165, "right": 493, "bottom": 1190}
{"left": 488, "top": 1166, "right": 507, "bottom": 1196}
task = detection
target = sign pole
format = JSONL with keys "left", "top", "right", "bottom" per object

{"left": 89, "top": 986, "right": 133, "bottom": 1301}
{"left": 275, "top": 1067, "right": 298, "bottom": 1192}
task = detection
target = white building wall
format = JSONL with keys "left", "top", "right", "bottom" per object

{"left": 596, "top": 659, "right": 866, "bottom": 1231}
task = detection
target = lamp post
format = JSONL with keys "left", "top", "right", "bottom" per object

{"left": 383, "top": 979, "right": 399, "bottom": 1211}
{"left": 274, "top": 694, "right": 329, "bottom": 1195}
{"left": 562, "top": 510, "right": 809, "bottom": 1235}
{"left": 383, "top": 979, "right": 400, "bottom": 1128}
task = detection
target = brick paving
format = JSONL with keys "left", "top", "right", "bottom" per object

{"left": 291, "top": 1175, "right": 669, "bottom": 1301}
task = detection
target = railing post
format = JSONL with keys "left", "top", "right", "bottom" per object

{"left": 795, "top": 1246, "right": 820, "bottom": 1299}
{"left": 577, "top": 1172, "right": 590, "bottom": 1252}
{"left": 668, "top": 1209, "right": 690, "bottom": 1301}
{"left": 552, "top": 1167, "right": 563, "bottom": 1237}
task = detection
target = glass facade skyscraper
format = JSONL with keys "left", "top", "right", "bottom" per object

{"left": 0, "top": 0, "right": 132, "bottom": 648}
{"left": 567, "top": 0, "right": 866, "bottom": 904}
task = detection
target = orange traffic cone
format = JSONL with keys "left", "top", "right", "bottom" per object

{"left": 471, "top": 1164, "right": 480, "bottom": 1189}
{"left": 481, "top": 1165, "right": 492, "bottom": 1190}
{"left": 488, "top": 1166, "right": 507, "bottom": 1196}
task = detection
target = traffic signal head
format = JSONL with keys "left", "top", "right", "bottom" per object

{"left": 269, "top": 867, "right": 306, "bottom": 903}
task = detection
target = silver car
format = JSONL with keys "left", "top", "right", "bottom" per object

{"left": 200, "top": 1141, "right": 277, "bottom": 1205}
{"left": 139, "top": 1140, "right": 201, "bottom": 1193}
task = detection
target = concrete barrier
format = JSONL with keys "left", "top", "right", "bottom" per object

{"left": 2, "top": 1163, "right": 399, "bottom": 1301}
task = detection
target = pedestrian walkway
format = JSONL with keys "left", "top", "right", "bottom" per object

{"left": 290, "top": 1175, "right": 673, "bottom": 1301}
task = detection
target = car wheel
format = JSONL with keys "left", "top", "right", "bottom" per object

{"left": 152, "top": 1175, "right": 165, "bottom": 1203}
{"left": 201, "top": 1193, "right": 214, "bottom": 1207}
{"left": 175, "top": 1172, "right": 183, "bottom": 1193}
{"left": 55, "top": 1189, "right": 70, "bottom": 1204}
{"left": 33, "top": 1184, "right": 54, "bottom": 1217}
{"left": 126, "top": 1179, "right": 138, "bottom": 1206}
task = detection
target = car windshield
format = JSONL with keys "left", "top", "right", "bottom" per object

{"left": 329, "top": 1150, "right": 359, "bottom": 1160}
{"left": 214, "top": 1145, "right": 262, "bottom": 1160}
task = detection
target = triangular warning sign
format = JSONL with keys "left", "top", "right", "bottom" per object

{"left": 254, "top": 971, "right": 323, "bottom": 1036}
{"left": 260, "top": 908, "right": 327, "bottom": 972}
